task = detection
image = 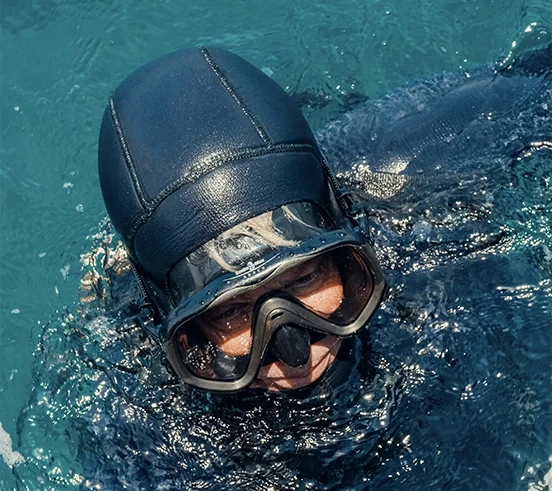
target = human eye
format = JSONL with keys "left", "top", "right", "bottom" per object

{"left": 287, "top": 258, "right": 326, "bottom": 293}
{"left": 217, "top": 305, "right": 239, "bottom": 320}
{"left": 215, "top": 303, "right": 243, "bottom": 321}
{"left": 294, "top": 269, "right": 319, "bottom": 287}
{"left": 208, "top": 302, "right": 250, "bottom": 329}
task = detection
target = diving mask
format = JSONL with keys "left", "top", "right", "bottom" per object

{"left": 165, "top": 243, "right": 384, "bottom": 391}
{"left": 155, "top": 202, "right": 385, "bottom": 392}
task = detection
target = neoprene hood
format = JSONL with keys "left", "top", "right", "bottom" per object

{"left": 98, "top": 46, "right": 346, "bottom": 313}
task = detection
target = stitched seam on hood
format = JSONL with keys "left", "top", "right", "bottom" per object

{"left": 199, "top": 46, "right": 272, "bottom": 146}
{"left": 126, "top": 142, "right": 323, "bottom": 242}
{"left": 109, "top": 97, "right": 150, "bottom": 210}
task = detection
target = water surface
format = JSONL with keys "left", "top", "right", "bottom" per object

{"left": 1, "top": 0, "right": 551, "bottom": 489}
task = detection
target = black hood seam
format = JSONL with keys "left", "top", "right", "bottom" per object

{"left": 199, "top": 46, "right": 272, "bottom": 147}
{"left": 125, "top": 142, "right": 324, "bottom": 244}
{"left": 163, "top": 142, "right": 321, "bottom": 201}
{"left": 109, "top": 97, "right": 150, "bottom": 210}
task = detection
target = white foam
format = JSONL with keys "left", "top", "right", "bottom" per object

{"left": 60, "top": 264, "right": 70, "bottom": 279}
{"left": 544, "top": 463, "right": 552, "bottom": 488}
{"left": 0, "top": 422, "right": 24, "bottom": 467}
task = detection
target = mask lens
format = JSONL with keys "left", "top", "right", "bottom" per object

{"left": 175, "top": 306, "right": 254, "bottom": 381}
{"left": 169, "top": 244, "right": 382, "bottom": 387}
{"left": 320, "top": 247, "right": 375, "bottom": 326}
{"left": 168, "top": 202, "right": 340, "bottom": 304}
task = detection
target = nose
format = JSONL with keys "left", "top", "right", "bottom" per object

{"left": 269, "top": 324, "right": 311, "bottom": 367}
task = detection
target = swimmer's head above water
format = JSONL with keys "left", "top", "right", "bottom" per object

{"left": 98, "top": 47, "right": 385, "bottom": 392}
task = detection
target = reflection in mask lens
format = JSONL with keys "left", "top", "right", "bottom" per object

{"left": 177, "top": 323, "right": 253, "bottom": 381}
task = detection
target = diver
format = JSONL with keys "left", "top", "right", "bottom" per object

{"left": 97, "top": 43, "right": 551, "bottom": 394}
{"left": 98, "top": 46, "right": 385, "bottom": 392}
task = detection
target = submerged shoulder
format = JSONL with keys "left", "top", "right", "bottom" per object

{"left": 79, "top": 225, "right": 141, "bottom": 312}
{"left": 316, "top": 43, "right": 552, "bottom": 184}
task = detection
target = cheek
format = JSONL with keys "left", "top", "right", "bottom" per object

{"left": 200, "top": 318, "right": 253, "bottom": 357}
{"left": 298, "top": 279, "right": 344, "bottom": 316}
{"left": 209, "top": 328, "right": 252, "bottom": 357}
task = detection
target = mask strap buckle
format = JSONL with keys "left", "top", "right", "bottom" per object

{"left": 129, "top": 260, "right": 162, "bottom": 340}
{"left": 136, "top": 301, "right": 160, "bottom": 340}
{"left": 339, "top": 191, "right": 369, "bottom": 235}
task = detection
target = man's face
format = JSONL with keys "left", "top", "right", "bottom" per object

{"left": 182, "top": 254, "right": 345, "bottom": 391}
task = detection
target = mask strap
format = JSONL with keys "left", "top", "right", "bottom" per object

{"left": 339, "top": 191, "right": 370, "bottom": 236}
{"left": 129, "top": 260, "right": 163, "bottom": 340}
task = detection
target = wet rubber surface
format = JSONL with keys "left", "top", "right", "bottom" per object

{"left": 1, "top": 1, "right": 551, "bottom": 489}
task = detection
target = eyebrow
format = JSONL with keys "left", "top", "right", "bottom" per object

{"left": 216, "top": 256, "right": 324, "bottom": 306}
{"left": 273, "top": 256, "right": 322, "bottom": 285}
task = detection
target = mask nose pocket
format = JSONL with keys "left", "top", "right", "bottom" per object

{"left": 268, "top": 324, "right": 311, "bottom": 367}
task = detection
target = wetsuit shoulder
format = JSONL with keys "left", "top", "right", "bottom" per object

{"left": 79, "top": 227, "right": 141, "bottom": 314}
{"left": 316, "top": 43, "right": 552, "bottom": 184}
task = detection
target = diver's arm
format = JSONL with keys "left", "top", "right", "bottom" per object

{"left": 316, "top": 43, "right": 552, "bottom": 181}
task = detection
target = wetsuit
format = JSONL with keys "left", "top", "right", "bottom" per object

{"left": 317, "top": 43, "right": 551, "bottom": 199}
{"left": 66, "top": 44, "right": 552, "bottom": 488}
{"left": 84, "top": 43, "right": 552, "bottom": 395}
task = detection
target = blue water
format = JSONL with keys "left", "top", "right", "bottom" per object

{"left": 1, "top": 1, "right": 551, "bottom": 489}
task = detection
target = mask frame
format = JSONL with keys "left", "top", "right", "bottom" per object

{"left": 164, "top": 240, "right": 385, "bottom": 392}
